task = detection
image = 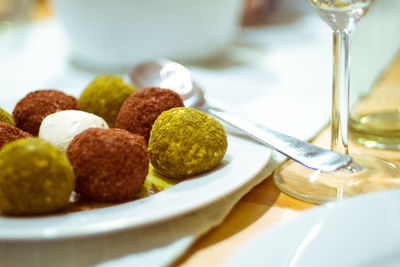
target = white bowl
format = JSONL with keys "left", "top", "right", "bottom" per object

{"left": 50, "top": 0, "right": 244, "bottom": 70}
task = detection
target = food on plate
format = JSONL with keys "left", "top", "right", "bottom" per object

{"left": 67, "top": 128, "right": 149, "bottom": 202}
{"left": 0, "top": 138, "right": 75, "bottom": 215}
{"left": 0, "top": 122, "right": 32, "bottom": 149}
{"left": 39, "top": 110, "right": 109, "bottom": 153}
{"left": 79, "top": 75, "right": 135, "bottom": 127}
{"left": 116, "top": 87, "right": 184, "bottom": 143}
{"left": 136, "top": 165, "right": 179, "bottom": 197}
{"left": 0, "top": 72, "right": 230, "bottom": 217}
{"left": 0, "top": 107, "right": 15, "bottom": 126}
{"left": 13, "top": 89, "right": 80, "bottom": 136}
{"left": 148, "top": 107, "right": 227, "bottom": 179}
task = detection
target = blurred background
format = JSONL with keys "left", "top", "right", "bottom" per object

{"left": 0, "top": 0, "right": 284, "bottom": 69}
{"left": 0, "top": 0, "right": 278, "bottom": 28}
{"left": 0, "top": 0, "right": 45, "bottom": 26}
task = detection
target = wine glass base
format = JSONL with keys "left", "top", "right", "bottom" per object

{"left": 273, "top": 154, "right": 400, "bottom": 204}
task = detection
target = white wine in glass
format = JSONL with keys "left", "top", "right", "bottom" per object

{"left": 274, "top": 0, "right": 400, "bottom": 204}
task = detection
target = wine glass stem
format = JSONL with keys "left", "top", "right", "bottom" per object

{"left": 331, "top": 30, "right": 351, "bottom": 155}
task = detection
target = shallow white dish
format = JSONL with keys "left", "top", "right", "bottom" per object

{"left": 224, "top": 188, "right": 400, "bottom": 267}
{"left": 0, "top": 133, "right": 271, "bottom": 241}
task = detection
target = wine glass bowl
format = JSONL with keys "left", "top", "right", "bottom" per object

{"left": 274, "top": 0, "right": 400, "bottom": 204}
{"left": 308, "top": 0, "right": 373, "bottom": 32}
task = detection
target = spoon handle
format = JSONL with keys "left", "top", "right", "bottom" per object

{"left": 207, "top": 107, "right": 352, "bottom": 172}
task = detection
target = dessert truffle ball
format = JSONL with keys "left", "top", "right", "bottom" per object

{"left": 13, "top": 89, "right": 79, "bottom": 136}
{"left": 0, "top": 122, "right": 32, "bottom": 150}
{"left": 39, "top": 110, "right": 109, "bottom": 153}
{"left": 0, "top": 107, "right": 15, "bottom": 126}
{"left": 0, "top": 138, "right": 75, "bottom": 215}
{"left": 79, "top": 75, "right": 135, "bottom": 127}
{"left": 116, "top": 87, "right": 184, "bottom": 142}
{"left": 67, "top": 128, "right": 149, "bottom": 202}
{"left": 149, "top": 107, "right": 227, "bottom": 179}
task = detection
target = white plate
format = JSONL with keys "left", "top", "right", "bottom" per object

{"left": 0, "top": 133, "right": 271, "bottom": 241}
{"left": 0, "top": 20, "right": 275, "bottom": 242}
{"left": 224, "top": 189, "right": 400, "bottom": 267}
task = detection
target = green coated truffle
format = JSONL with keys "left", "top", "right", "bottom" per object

{"left": 0, "top": 138, "right": 75, "bottom": 215}
{"left": 0, "top": 107, "right": 15, "bottom": 126}
{"left": 79, "top": 75, "right": 136, "bottom": 127}
{"left": 149, "top": 107, "right": 227, "bottom": 179}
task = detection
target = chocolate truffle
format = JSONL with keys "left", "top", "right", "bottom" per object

{"left": 79, "top": 75, "right": 136, "bottom": 127}
{"left": 0, "top": 138, "right": 75, "bottom": 215}
{"left": 149, "top": 107, "right": 227, "bottom": 179}
{"left": 0, "top": 107, "right": 15, "bottom": 126}
{"left": 116, "top": 87, "right": 184, "bottom": 142}
{"left": 13, "top": 90, "right": 79, "bottom": 136}
{"left": 0, "top": 122, "right": 32, "bottom": 150}
{"left": 67, "top": 128, "right": 149, "bottom": 202}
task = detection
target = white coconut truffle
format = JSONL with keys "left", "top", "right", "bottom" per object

{"left": 39, "top": 110, "right": 109, "bottom": 152}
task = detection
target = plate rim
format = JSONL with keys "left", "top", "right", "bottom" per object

{"left": 0, "top": 134, "right": 272, "bottom": 241}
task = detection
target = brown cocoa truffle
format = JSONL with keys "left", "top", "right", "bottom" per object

{"left": 13, "top": 90, "right": 80, "bottom": 136}
{"left": 0, "top": 122, "right": 32, "bottom": 149}
{"left": 115, "top": 87, "right": 184, "bottom": 142}
{"left": 66, "top": 128, "right": 149, "bottom": 202}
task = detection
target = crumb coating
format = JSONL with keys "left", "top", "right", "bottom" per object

{"left": 67, "top": 128, "right": 149, "bottom": 202}
{"left": 116, "top": 87, "right": 184, "bottom": 143}
{"left": 79, "top": 75, "right": 135, "bottom": 127}
{"left": 0, "top": 122, "right": 32, "bottom": 150}
{"left": 148, "top": 107, "right": 227, "bottom": 179}
{"left": 0, "top": 138, "right": 75, "bottom": 215}
{"left": 0, "top": 108, "right": 15, "bottom": 126}
{"left": 13, "top": 89, "right": 79, "bottom": 136}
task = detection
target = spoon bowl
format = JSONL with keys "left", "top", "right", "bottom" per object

{"left": 129, "top": 59, "right": 205, "bottom": 108}
{"left": 129, "top": 59, "right": 353, "bottom": 172}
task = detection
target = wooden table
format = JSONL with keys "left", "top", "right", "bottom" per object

{"left": 173, "top": 53, "right": 400, "bottom": 266}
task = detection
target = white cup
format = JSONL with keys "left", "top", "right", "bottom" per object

{"left": 50, "top": 0, "right": 244, "bottom": 70}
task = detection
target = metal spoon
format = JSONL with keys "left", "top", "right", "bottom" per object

{"left": 129, "top": 59, "right": 352, "bottom": 172}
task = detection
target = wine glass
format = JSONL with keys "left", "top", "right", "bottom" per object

{"left": 273, "top": 0, "right": 400, "bottom": 204}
